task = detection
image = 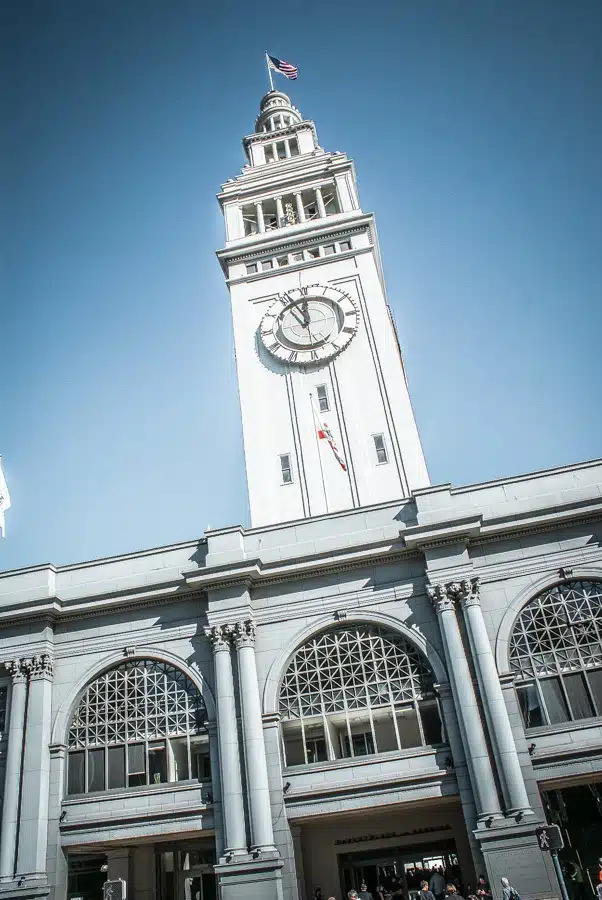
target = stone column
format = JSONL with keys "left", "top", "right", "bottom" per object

{"left": 315, "top": 187, "right": 326, "bottom": 218}
{"left": 456, "top": 578, "right": 532, "bottom": 818}
{"left": 234, "top": 621, "right": 276, "bottom": 855}
{"left": 255, "top": 202, "right": 265, "bottom": 234}
{"left": 0, "top": 660, "right": 28, "bottom": 880}
{"left": 207, "top": 721, "right": 225, "bottom": 860}
{"left": 204, "top": 625, "right": 247, "bottom": 859}
{"left": 275, "top": 197, "right": 284, "bottom": 227}
{"left": 294, "top": 193, "right": 305, "bottom": 223}
{"left": 427, "top": 584, "right": 502, "bottom": 824}
{"left": 16, "top": 653, "right": 54, "bottom": 878}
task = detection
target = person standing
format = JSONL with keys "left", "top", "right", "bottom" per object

{"left": 430, "top": 869, "right": 446, "bottom": 900}
{"left": 359, "top": 884, "right": 374, "bottom": 900}
{"left": 419, "top": 880, "right": 436, "bottom": 900}
{"left": 500, "top": 877, "right": 520, "bottom": 900}
{"left": 444, "top": 884, "right": 465, "bottom": 900}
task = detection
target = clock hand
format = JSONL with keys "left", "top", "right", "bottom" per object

{"left": 301, "top": 300, "right": 310, "bottom": 325}
{"left": 287, "top": 307, "right": 307, "bottom": 327}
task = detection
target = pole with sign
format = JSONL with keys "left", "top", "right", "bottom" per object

{"left": 536, "top": 826, "right": 569, "bottom": 900}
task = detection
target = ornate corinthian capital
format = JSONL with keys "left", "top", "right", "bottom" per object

{"left": 454, "top": 577, "right": 481, "bottom": 609}
{"left": 426, "top": 583, "right": 455, "bottom": 614}
{"left": 3, "top": 659, "right": 28, "bottom": 684}
{"left": 204, "top": 624, "right": 234, "bottom": 652}
{"left": 427, "top": 577, "right": 481, "bottom": 614}
{"left": 28, "top": 653, "right": 54, "bottom": 681}
{"left": 234, "top": 620, "right": 256, "bottom": 650}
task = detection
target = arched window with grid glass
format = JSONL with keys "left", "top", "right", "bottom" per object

{"left": 510, "top": 579, "right": 602, "bottom": 729}
{"left": 67, "top": 659, "right": 209, "bottom": 795}
{"left": 278, "top": 624, "right": 443, "bottom": 766}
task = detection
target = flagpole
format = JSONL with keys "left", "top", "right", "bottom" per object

{"left": 265, "top": 52, "right": 274, "bottom": 91}
{"left": 310, "top": 393, "right": 329, "bottom": 514}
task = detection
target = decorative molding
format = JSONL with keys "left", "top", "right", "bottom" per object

{"left": 3, "top": 659, "right": 28, "bottom": 684}
{"left": 426, "top": 578, "right": 480, "bottom": 613}
{"left": 27, "top": 653, "right": 54, "bottom": 681}
{"left": 204, "top": 624, "right": 234, "bottom": 652}
{"left": 234, "top": 619, "right": 256, "bottom": 650}
{"left": 426, "top": 583, "right": 455, "bottom": 614}
{"left": 123, "top": 646, "right": 136, "bottom": 657}
{"left": 454, "top": 577, "right": 481, "bottom": 609}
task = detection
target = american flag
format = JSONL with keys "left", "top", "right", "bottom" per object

{"left": 267, "top": 55, "right": 298, "bottom": 80}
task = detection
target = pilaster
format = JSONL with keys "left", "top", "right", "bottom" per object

{"left": 456, "top": 578, "right": 532, "bottom": 819}
{"left": 427, "top": 583, "right": 502, "bottom": 824}
{"left": 16, "top": 654, "right": 54, "bottom": 879}
{"left": 204, "top": 624, "right": 248, "bottom": 859}
{"left": 0, "top": 660, "right": 28, "bottom": 880}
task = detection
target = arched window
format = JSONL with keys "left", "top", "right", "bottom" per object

{"left": 67, "top": 659, "right": 208, "bottom": 795}
{"left": 278, "top": 624, "right": 442, "bottom": 766}
{"left": 510, "top": 579, "right": 602, "bottom": 728}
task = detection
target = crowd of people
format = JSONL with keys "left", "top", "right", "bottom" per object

{"left": 314, "top": 867, "right": 495, "bottom": 900}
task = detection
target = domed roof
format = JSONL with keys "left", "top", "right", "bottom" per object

{"left": 255, "top": 90, "right": 302, "bottom": 131}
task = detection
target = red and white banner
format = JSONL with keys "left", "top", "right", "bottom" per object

{"left": 311, "top": 404, "right": 347, "bottom": 471}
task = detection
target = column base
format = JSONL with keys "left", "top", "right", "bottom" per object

{"left": 475, "top": 819, "right": 560, "bottom": 900}
{"left": 504, "top": 806, "right": 535, "bottom": 821}
{"left": 215, "top": 853, "right": 283, "bottom": 900}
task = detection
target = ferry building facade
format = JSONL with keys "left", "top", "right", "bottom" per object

{"left": 0, "top": 92, "right": 601, "bottom": 900}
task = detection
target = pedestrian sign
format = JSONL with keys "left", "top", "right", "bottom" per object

{"left": 536, "top": 825, "right": 564, "bottom": 852}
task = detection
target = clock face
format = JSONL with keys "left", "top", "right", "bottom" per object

{"left": 259, "top": 284, "right": 360, "bottom": 365}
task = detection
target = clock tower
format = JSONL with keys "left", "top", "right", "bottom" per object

{"left": 217, "top": 91, "right": 429, "bottom": 527}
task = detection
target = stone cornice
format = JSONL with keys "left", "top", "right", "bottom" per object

{"left": 404, "top": 495, "right": 602, "bottom": 551}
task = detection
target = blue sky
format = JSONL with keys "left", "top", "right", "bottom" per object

{"left": 1, "top": 0, "right": 601, "bottom": 572}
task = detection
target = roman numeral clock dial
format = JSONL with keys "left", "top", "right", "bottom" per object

{"left": 258, "top": 285, "right": 359, "bottom": 365}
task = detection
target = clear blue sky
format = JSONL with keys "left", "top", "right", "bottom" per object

{"left": 1, "top": 0, "right": 601, "bottom": 572}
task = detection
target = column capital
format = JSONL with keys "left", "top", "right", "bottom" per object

{"left": 27, "top": 653, "right": 54, "bottom": 681}
{"left": 454, "top": 577, "right": 481, "bottom": 609}
{"left": 204, "top": 624, "right": 235, "bottom": 652}
{"left": 427, "top": 577, "right": 480, "bottom": 613}
{"left": 426, "top": 583, "right": 455, "bottom": 614}
{"left": 3, "top": 659, "right": 28, "bottom": 684}
{"left": 234, "top": 619, "right": 256, "bottom": 650}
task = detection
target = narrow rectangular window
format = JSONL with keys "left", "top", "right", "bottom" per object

{"left": 339, "top": 240, "right": 352, "bottom": 252}
{"left": 108, "top": 745, "right": 126, "bottom": 789}
{"left": 563, "top": 672, "right": 594, "bottom": 720}
{"left": 245, "top": 263, "right": 258, "bottom": 275}
{"left": 323, "top": 244, "right": 336, "bottom": 256}
{"left": 261, "top": 259, "right": 273, "bottom": 271}
{"left": 540, "top": 677, "right": 571, "bottom": 724}
{"left": 316, "top": 384, "right": 329, "bottom": 412}
{"left": 242, "top": 206, "right": 259, "bottom": 236}
{"left": 87, "top": 748, "right": 105, "bottom": 792}
{"left": 68, "top": 751, "right": 86, "bottom": 795}
{"left": 308, "top": 248, "right": 320, "bottom": 259}
{"left": 264, "top": 145, "right": 275, "bottom": 163}
{"left": 516, "top": 683, "right": 544, "bottom": 728}
{"left": 280, "top": 454, "right": 293, "bottom": 484}
{"left": 289, "top": 138, "right": 300, "bottom": 157}
{"left": 148, "top": 741, "right": 168, "bottom": 785}
{"left": 128, "top": 742, "right": 146, "bottom": 787}
{"left": 373, "top": 433, "right": 388, "bottom": 464}
{"left": 277, "top": 142, "right": 287, "bottom": 160}
{"left": 587, "top": 668, "right": 602, "bottom": 715}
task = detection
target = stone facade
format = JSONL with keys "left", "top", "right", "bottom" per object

{"left": 1, "top": 92, "right": 601, "bottom": 900}
{"left": 0, "top": 459, "right": 600, "bottom": 900}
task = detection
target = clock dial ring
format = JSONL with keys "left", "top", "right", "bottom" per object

{"left": 259, "top": 284, "right": 360, "bottom": 365}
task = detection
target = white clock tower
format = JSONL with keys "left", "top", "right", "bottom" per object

{"left": 217, "top": 91, "right": 430, "bottom": 527}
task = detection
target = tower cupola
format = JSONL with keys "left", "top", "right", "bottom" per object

{"left": 255, "top": 90, "right": 302, "bottom": 133}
